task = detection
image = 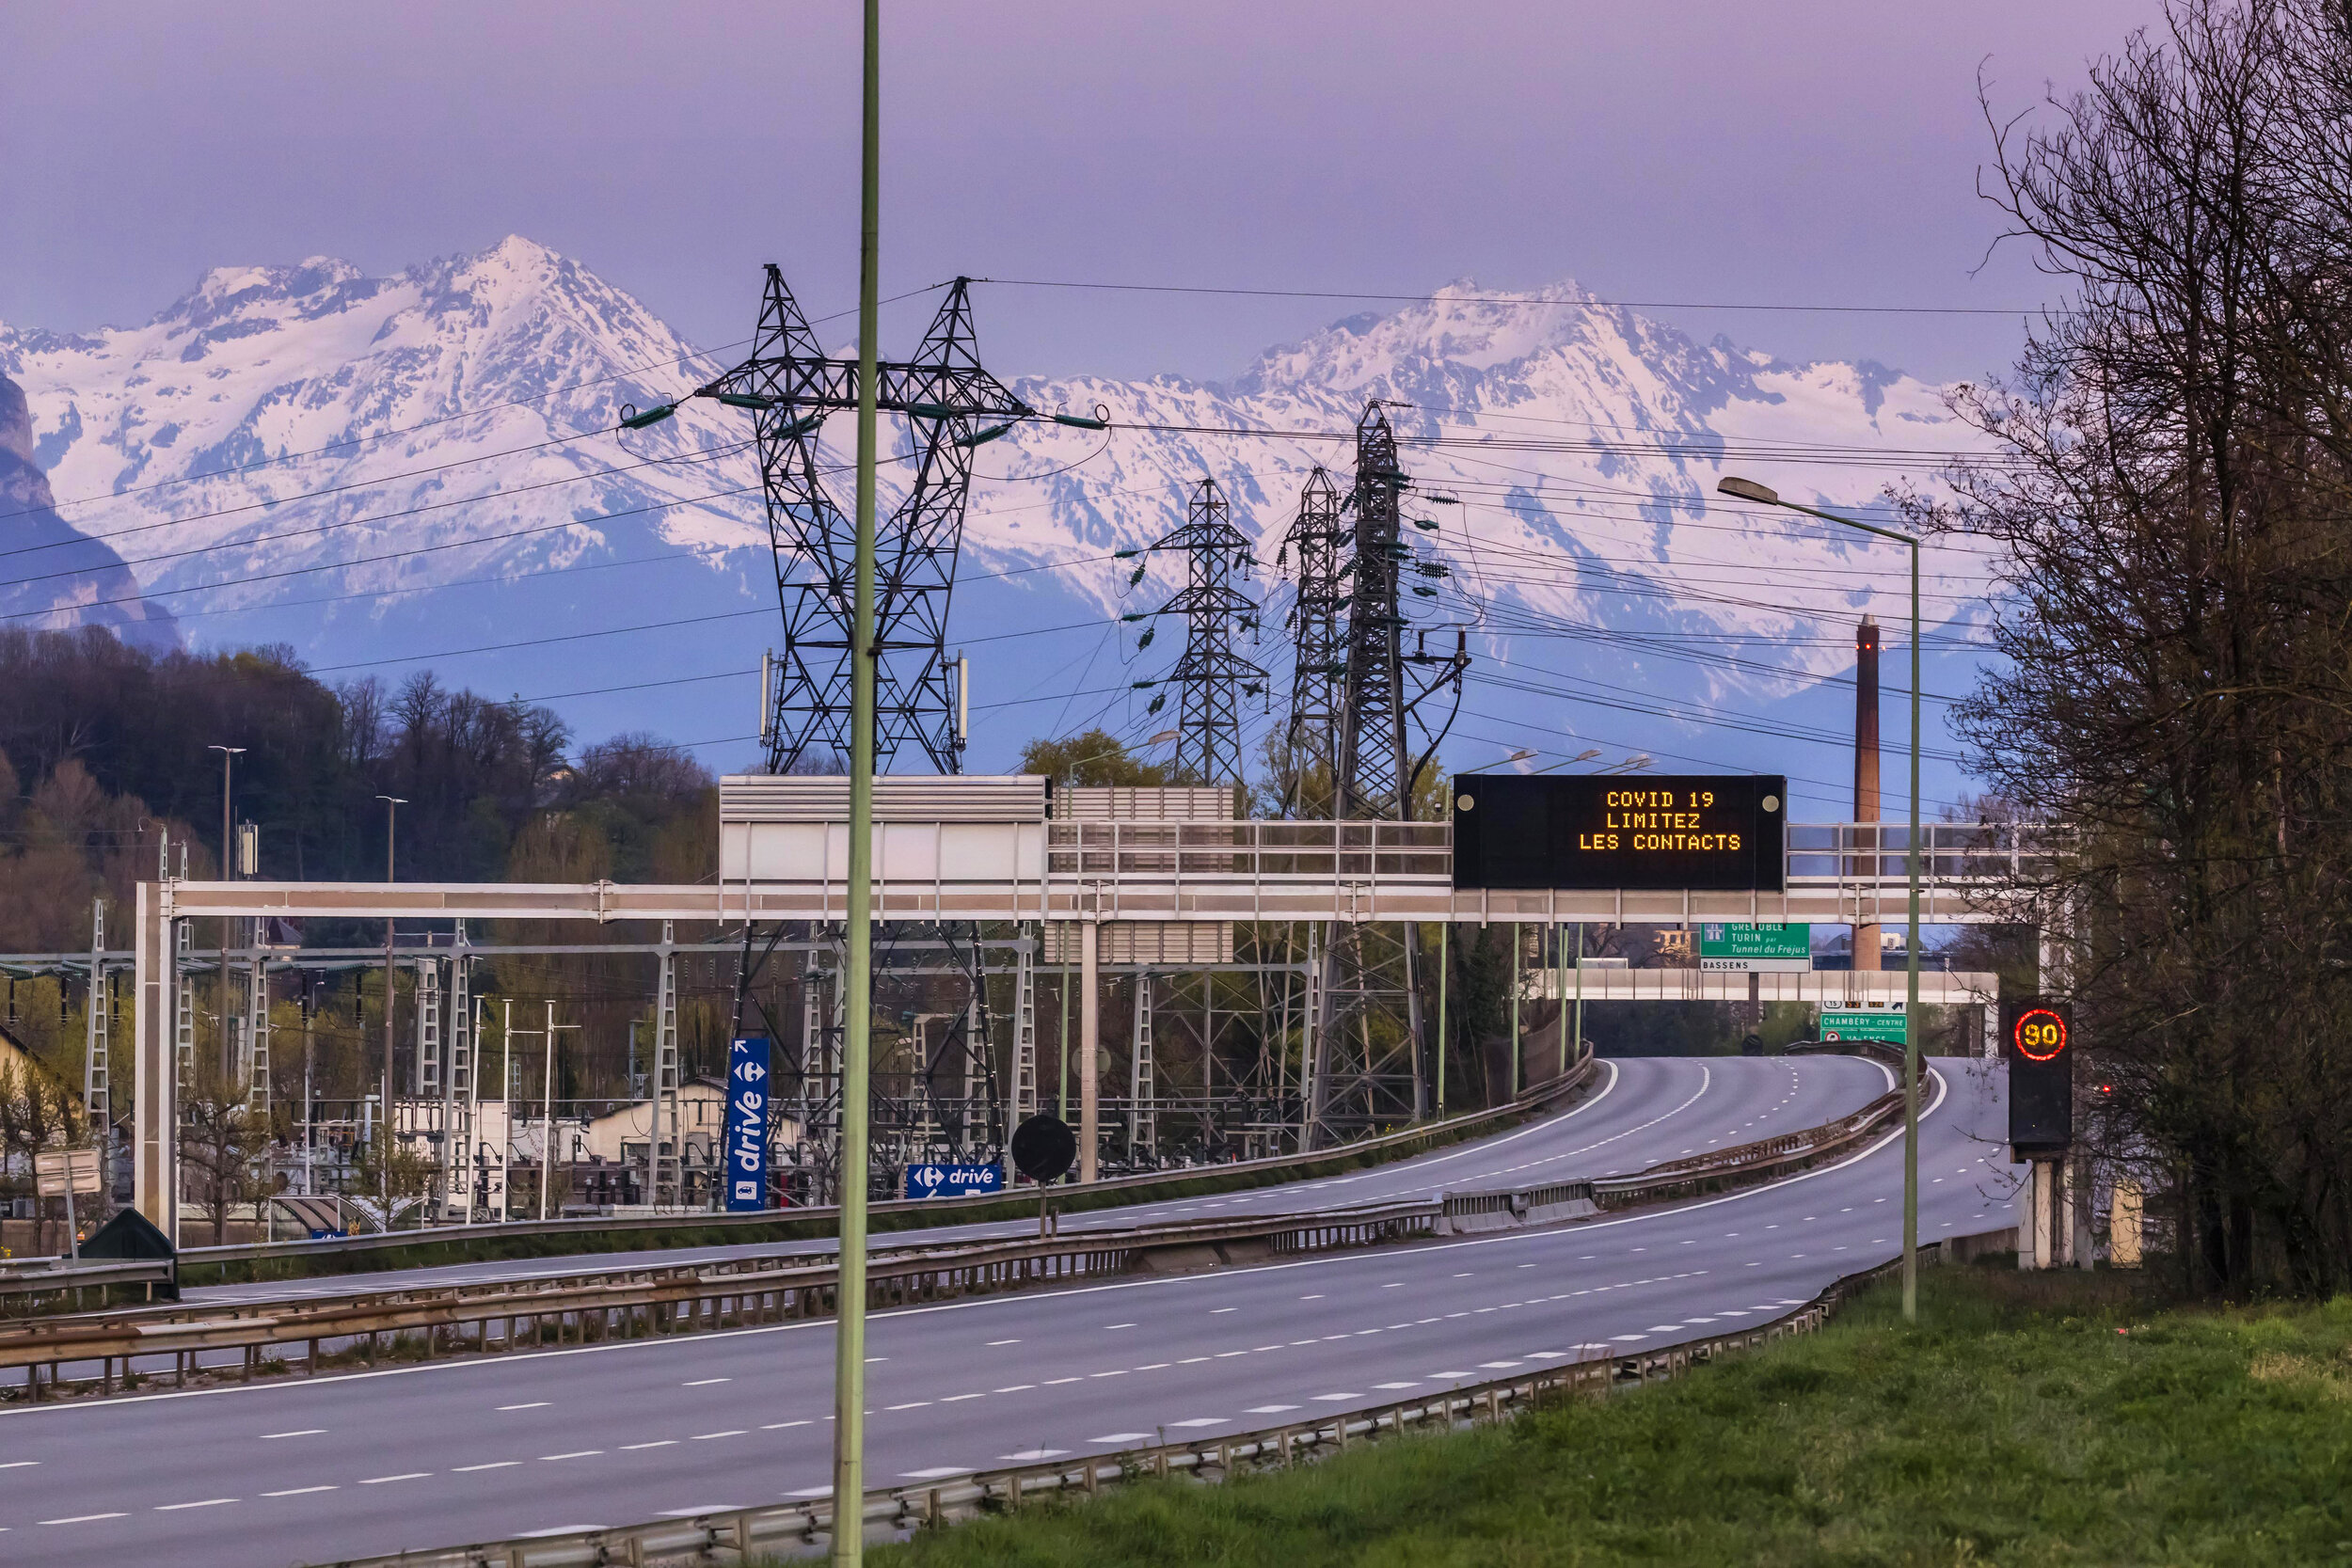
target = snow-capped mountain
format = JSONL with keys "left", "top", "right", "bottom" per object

{"left": 0, "top": 237, "right": 1989, "bottom": 806}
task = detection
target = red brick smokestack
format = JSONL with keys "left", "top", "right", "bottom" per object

{"left": 1854, "top": 615, "right": 1883, "bottom": 972}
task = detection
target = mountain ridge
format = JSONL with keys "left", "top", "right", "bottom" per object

{"left": 0, "top": 236, "right": 1988, "bottom": 801}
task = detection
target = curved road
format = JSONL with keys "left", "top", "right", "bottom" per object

{"left": 0, "top": 1055, "right": 2003, "bottom": 1567}
{"left": 183, "top": 1053, "right": 1893, "bottom": 1307}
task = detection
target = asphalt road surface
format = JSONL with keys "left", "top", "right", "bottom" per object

{"left": 0, "top": 1055, "right": 2011, "bottom": 1568}
{"left": 183, "top": 1053, "right": 1894, "bottom": 1308}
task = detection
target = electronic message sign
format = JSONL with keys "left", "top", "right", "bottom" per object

{"left": 1451, "top": 773, "right": 1786, "bottom": 892}
{"left": 2002, "top": 998, "right": 2074, "bottom": 1153}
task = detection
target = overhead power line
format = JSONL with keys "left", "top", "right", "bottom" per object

{"left": 973, "top": 277, "right": 2048, "bottom": 317}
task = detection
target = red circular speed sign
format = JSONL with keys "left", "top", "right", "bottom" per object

{"left": 2012, "top": 1007, "right": 2068, "bottom": 1062}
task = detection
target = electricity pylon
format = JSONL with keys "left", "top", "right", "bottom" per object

{"left": 1131, "top": 477, "right": 1266, "bottom": 786}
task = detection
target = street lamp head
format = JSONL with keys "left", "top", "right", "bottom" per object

{"left": 208, "top": 744, "right": 246, "bottom": 756}
{"left": 1505, "top": 748, "right": 1537, "bottom": 763}
{"left": 1717, "top": 476, "right": 1780, "bottom": 506}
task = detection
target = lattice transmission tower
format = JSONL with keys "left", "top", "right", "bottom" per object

{"left": 1278, "top": 467, "right": 1346, "bottom": 814}
{"left": 689, "top": 266, "right": 1047, "bottom": 1186}
{"left": 1297, "top": 405, "right": 1471, "bottom": 1146}
{"left": 696, "top": 267, "right": 1031, "bottom": 774}
{"left": 1132, "top": 477, "right": 1266, "bottom": 785}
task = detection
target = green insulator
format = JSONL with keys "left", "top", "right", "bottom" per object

{"left": 618, "top": 403, "right": 677, "bottom": 430}
{"left": 953, "top": 421, "right": 1015, "bottom": 448}
{"left": 1052, "top": 412, "right": 1110, "bottom": 430}
{"left": 1128, "top": 563, "right": 1148, "bottom": 587}
{"left": 1136, "top": 627, "right": 1155, "bottom": 650}
{"left": 714, "top": 392, "right": 774, "bottom": 410}
{"left": 777, "top": 413, "right": 826, "bottom": 439}
{"left": 903, "top": 402, "right": 958, "bottom": 420}
{"left": 1120, "top": 611, "right": 1149, "bottom": 623}
{"left": 1412, "top": 518, "right": 1440, "bottom": 531}
{"left": 1413, "top": 585, "right": 1438, "bottom": 597}
{"left": 1132, "top": 679, "right": 1158, "bottom": 690}
{"left": 1113, "top": 547, "right": 1142, "bottom": 559}
{"left": 1147, "top": 694, "right": 1166, "bottom": 714}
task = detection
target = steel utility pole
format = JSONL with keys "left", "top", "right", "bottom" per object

{"left": 1719, "top": 475, "right": 1923, "bottom": 1323}
{"left": 833, "top": 0, "right": 882, "bottom": 1556}
{"left": 376, "top": 795, "right": 405, "bottom": 1201}
{"left": 208, "top": 745, "right": 245, "bottom": 1077}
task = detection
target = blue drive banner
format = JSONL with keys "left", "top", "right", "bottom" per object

{"left": 725, "top": 1037, "right": 771, "bottom": 1212}
{"left": 903, "top": 1163, "right": 1006, "bottom": 1200}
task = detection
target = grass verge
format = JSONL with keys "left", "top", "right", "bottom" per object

{"left": 870, "top": 1264, "right": 2352, "bottom": 1566}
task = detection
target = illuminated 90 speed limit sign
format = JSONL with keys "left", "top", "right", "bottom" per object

{"left": 2011, "top": 1007, "right": 2069, "bottom": 1062}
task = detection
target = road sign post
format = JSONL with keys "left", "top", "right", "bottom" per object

{"left": 35, "top": 1148, "right": 102, "bottom": 1261}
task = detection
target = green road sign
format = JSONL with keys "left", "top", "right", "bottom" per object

{"left": 1697, "top": 921, "right": 1811, "bottom": 972}
{"left": 1818, "top": 1008, "right": 1907, "bottom": 1043}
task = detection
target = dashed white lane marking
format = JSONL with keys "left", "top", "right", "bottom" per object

{"left": 900, "top": 1466, "right": 974, "bottom": 1480}
{"left": 1373, "top": 1381, "right": 1419, "bottom": 1389}
{"left": 454, "top": 1462, "right": 522, "bottom": 1471}
{"left": 691, "top": 1430, "right": 747, "bottom": 1440}
{"left": 1245, "top": 1403, "right": 1300, "bottom": 1413}
{"left": 41, "top": 1513, "right": 127, "bottom": 1524}
{"left": 263, "top": 1484, "right": 338, "bottom": 1496}
{"left": 497, "top": 1402, "right": 549, "bottom": 1411}
{"left": 539, "top": 1450, "right": 603, "bottom": 1461}
{"left": 260, "top": 1429, "right": 324, "bottom": 1439}
{"left": 1091, "top": 1433, "right": 1152, "bottom": 1443}
{"left": 659, "top": 1505, "right": 745, "bottom": 1517}
{"left": 986, "top": 1338, "right": 1020, "bottom": 1346}
{"left": 359, "top": 1473, "right": 430, "bottom": 1484}
{"left": 1169, "top": 1418, "right": 1228, "bottom": 1428}
{"left": 683, "top": 1378, "right": 730, "bottom": 1386}
{"left": 0, "top": 1462, "right": 38, "bottom": 1469}
{"left": 763, "top": 1421, "right": 811, "bottom": 1430}
{"left": 1311, "top": 1392, "right": 1360, "bottom": 1402}
{"left": 155, "top": 1497, "right": 238, "bottom": 1510}
{"left": 620, "top": 1441, "right": 676, "bottom": 1450}
{"left": 1001, "top": 1448, "right": 1068, "bottom": 1461}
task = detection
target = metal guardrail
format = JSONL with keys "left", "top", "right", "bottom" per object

{"left": 151, "top": 1051, "right": 1599, "bottom": 1281}
{"left": 0, "top": 1051, "right": 1901, "bottom": 1404}
{"left": 308, "top": 1224, "right": 2013, "bottom": 1568}
{"left": 0, "top": 1202, "right": 1442, "bottom": 1401}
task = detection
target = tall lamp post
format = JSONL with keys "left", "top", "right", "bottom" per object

{"left": 832, "top": 1, "right": 883, "bottom": 1558}
{"left": 1719, "top": 476, "right": 1925, "bottom": 1323}
{"left": 375, "top": 795, "right": 406, "bottom": 1202}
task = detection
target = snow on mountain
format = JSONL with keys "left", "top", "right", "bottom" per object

{"left": 0, "top": 238, "right": 1991, "bottom": 800}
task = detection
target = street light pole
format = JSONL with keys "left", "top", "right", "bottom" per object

{"left": 1719, "top": 476, "right": 1924, "bottom": 1323}
{"left": 832, "top": 1, "right": 882, "bottom": 1559}
{"left": 375, "top": 795, "right": 406, "bottom": 1205}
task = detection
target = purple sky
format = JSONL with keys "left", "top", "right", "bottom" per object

{"left": 6, "top": 1, "right": 2162, "bottom": 385}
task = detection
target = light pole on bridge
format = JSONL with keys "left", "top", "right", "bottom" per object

{"left": 1718, "top": 476, "right": 1925, "bottom": 1324}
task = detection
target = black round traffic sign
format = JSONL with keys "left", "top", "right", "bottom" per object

{"left": 1009, "top": 1114, "right": 1078, "bottom": 1183}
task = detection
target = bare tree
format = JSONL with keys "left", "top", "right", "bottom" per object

{"left": 1931, "top": 0, "right": 2352, "bottom": 1291}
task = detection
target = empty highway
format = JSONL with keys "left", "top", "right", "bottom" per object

{"left": 0, "top": 1056, "right": 2010, "bottom": 1567}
